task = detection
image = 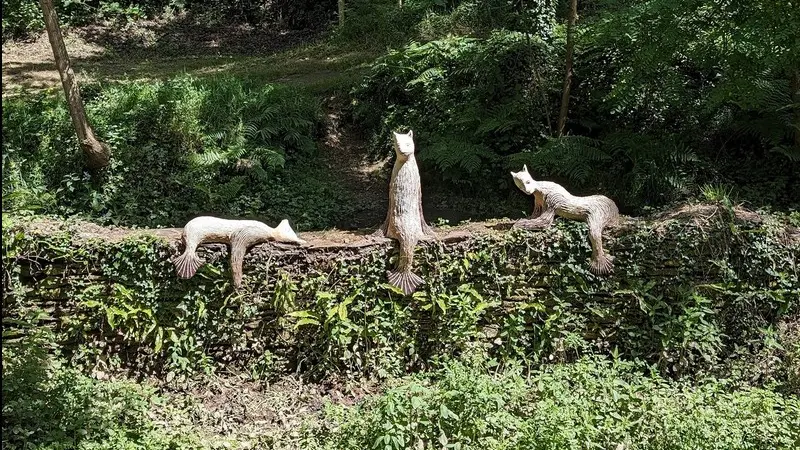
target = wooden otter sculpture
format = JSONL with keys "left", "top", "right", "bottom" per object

{"left": 510, "top": 165, "right": 619, "bottom": 275}
{"left": 373, "top": 130, "right": 436, "bottom": 295}
{"left": 173, "top": 216, "right": 306, "bottom": 288}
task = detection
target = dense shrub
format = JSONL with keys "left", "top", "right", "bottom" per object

{"left": 303, "top": 355, "right": 800, "bottom": 450}
{"left": 2, "top": 76, "right": 356, "bottom": 229}
{"left": 183, "top": 0, "right": 336, "bottom": 29}
{"left": 1, "top": 0, "right": 337, "bottom": 41}
{"left": 2, "top": 332, "right": 207, "bottom": 449}
{"left": 353, "top": 31, "right": 559, "bottom": 190}
{"left": 334, "top": 0, "right": 556, "bottom": 49}
{"left": 4, "top": 205, "right": 797, "bottom": 387}
{"left": 1, "top": 0, "right": 165, "bottom": 40}
{"left": 348, "top": 0, "right": 799, "bottom": 211}
{"left": 1, "top": 0, "right": 43, "bottom": 40}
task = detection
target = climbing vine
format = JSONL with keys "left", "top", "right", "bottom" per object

{"left": 2, "top": 206, "right": 798, "bottom": 392}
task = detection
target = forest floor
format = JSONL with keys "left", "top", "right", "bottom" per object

{"left": 1, "top": 18, "right": 372, "bottom": 94}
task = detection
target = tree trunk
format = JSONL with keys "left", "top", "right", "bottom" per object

{"left": 40, "top": 0, "right": 110, "bottom": 170}
{"left": 556, "top": 0, "right": 578, "bottom": 137}
{"left": 792, "top": 69, "right": 800, "bottom": 150}
{"left": 338, "top": 0, "right": 345, "bottom": 26}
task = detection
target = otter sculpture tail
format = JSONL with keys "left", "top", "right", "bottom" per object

{"left": 174, "top": 239, "right": 205, "bottom": 279}
{"left": 388, "top": 238, "right": 423, "bottom": 295}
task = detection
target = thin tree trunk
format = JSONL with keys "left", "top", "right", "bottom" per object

{"left": 556, "top": 0, "right": 578, "bottom": 137}
{"left": 338, "top": 0, "right": 345, "bottom": 26}
{"left": 792, "top": 69, "right": 800, "bottom": 150}
{"left": 40, "top": 0, "right": 110, "bottom": 170}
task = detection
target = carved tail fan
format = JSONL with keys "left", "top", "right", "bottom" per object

{"left": 589, "top": 254, "right": 615, "bottom": 275}
{"left": 387, "top": 269, "right": 424, "bottom": 296}
{"left": 174, "top": 251, "right": 204, "bottom": 279}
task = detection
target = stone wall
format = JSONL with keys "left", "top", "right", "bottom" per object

{"left": 3, "top": 204, "right": 798, "bottom": 384}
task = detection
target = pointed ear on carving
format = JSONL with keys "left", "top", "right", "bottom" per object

{"left": 408, "top": 129, "right": 413, "bottom": 138}
{"left": 522, "top": 164, "right": 529, "bottom": 173}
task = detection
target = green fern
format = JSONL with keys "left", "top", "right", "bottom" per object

{"left": 508, "top": 136, "right": 608, "bottom": 186}
{"left": 724, "top": 76, "right": 799, "bottom": 160}
{"left": 421, "top": 135, "right": 495, "bottom": 178}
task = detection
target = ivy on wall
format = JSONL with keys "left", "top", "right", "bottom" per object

{"left": 2, "top": 205, "right": 798, "bottom": 392}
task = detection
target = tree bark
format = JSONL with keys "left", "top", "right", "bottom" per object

{"left": 556, "top": 0, "right": 578, "bottom": 137}
{"left": 792, "top": 69, "right": 800, "bottom": 150}
{"left": 338, "top": 0, "right": 345, "bottom": 26}
{"left": 40, "top": 0, "right": 110, "bottom": 170}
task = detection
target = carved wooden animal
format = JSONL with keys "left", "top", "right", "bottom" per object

{"left": 373, "top": 130, "right": 436, "bottom": 295}
{"left": 173, "top": 216, "right": 306, "bottom": 288}
{"left": 510, "top": 165, "right": 619, "bottom": 275}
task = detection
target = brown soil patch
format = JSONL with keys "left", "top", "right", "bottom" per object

{"left": 137, "top": 373, "right": 380, "bottom": 447}
{"left": 17, "top": 203, "right": 784, "bottom": 251}
{"left": 2, "top": 29, "right": 104, "bottom": 92}
{"left": 318, "top": 96, "right": 390, "bottom": 230}
{"left": 17, "top": 215, "right": 511, "bottom": 250}
{"left": 2, "top": 18, "right": 323, "bottom": 94}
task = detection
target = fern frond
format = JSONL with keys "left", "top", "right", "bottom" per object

{"left": 214, "top": 177, "right": 246, "bottom": 202}
{"left": 189, "top": 149, "right": 226, "bottom": 166}
{"left": 407, "top": 68, "right": 445, "bottom": 86}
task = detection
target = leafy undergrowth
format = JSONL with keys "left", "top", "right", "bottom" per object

{"left": 2, "top": 75, "right": 361, "bottom": 230}
{"left": 2, "top": 332, "right": 209, "bottom": 450}
{"left": 3, "top": 204, "right": 798, "bottom": 393}
{"left": 4, "top": 333, "right": 799, "bottom": 450}
{"left": 304, "top": 353, "right": 800, "bottom": 450}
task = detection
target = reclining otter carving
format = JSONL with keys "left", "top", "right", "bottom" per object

{"left": 510, "top": 165, "right": 619, "bottom": 275}
{"left": 173, "top": 216, "right": 306, "bottom": 288}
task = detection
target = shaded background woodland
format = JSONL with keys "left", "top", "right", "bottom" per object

{"left": 3, "top": 0, "right": 798, "bottom": 230}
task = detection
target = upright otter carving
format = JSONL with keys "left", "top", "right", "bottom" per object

{"left": 510, "top": 165, "right": 619, "bottom": 275}
{"left": 173, "top": 216, "right": 306, "bottom": 288}
{"left": 373, "top": 130, "right": 436, "bottom": 295}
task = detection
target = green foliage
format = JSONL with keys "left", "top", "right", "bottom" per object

{"left": 1, "top": 0, "right": 43, "bottom": 40}
{"left": 332, "top": 0, "right": 429, "bottom": 49}
{"left": 303, "top": 355, "right": 800, "bottom": 450}
{"left": 3, "top": 207, "right": 797, "bottom": 389}
{"left": 1, "top": 331, "right": 208, "bottom": 450}
{"left": 348, "top": 0, "right": 799, "bottom": 210}
{"left": 2, "top": 76, "right": 355, "bottom": 229}
{"left": 575, "top": 0, "right": 800, "bottom": 207}
{"left": 353, "top": 31, "right": 558, "bottom": 188}
{"left": 1, "top": 0, "right": 337, "bottom": 41}
{"left": 335, "top": 0, "right": 557, "bottom": 49}
{"left": 1, "top": 0, "right": 168, "bottom": 40}
{"left": 179, "top": 0, "right": 335, "bottom": 29}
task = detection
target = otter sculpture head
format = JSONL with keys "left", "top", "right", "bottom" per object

{"left": 510, "top": 165, "right": 538, "bottom": 195}
{"left": 274, "top": 219, "right": 307, "bottom": 245}
{"left": 392, "top": 130, "right": 415, "bottom": 157}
